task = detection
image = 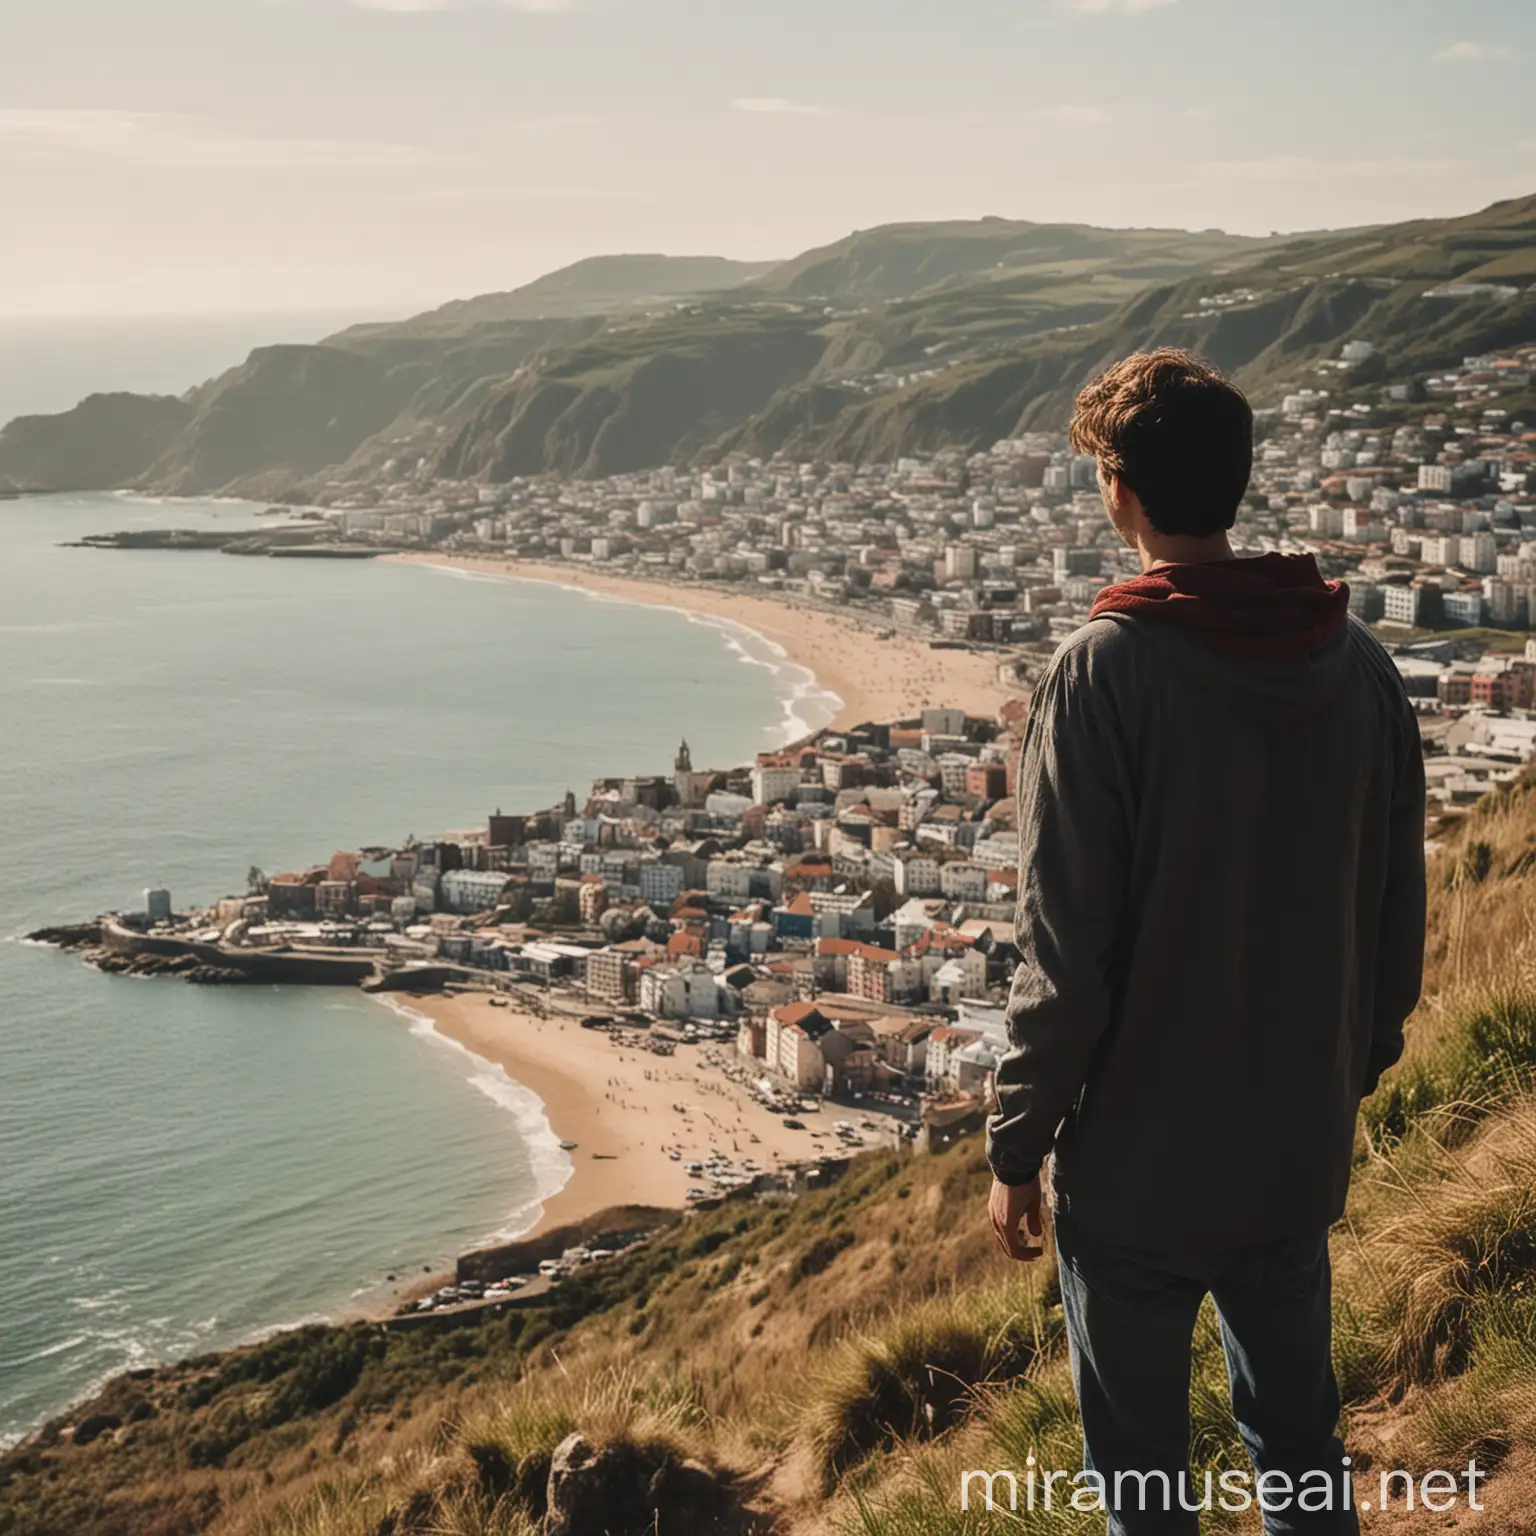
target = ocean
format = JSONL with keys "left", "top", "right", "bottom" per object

{"left": 0, "top": 492, "right": 836, "bottom": 1444}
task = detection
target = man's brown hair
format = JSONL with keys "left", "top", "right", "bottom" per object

{"left": 1069, "top": 348, "right": 1254, "bottom": 539}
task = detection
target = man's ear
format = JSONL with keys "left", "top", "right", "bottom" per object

{"left": 1105, "top": 472, "right": 1133, "bottom": 518}
{"left": 1101, "top": 472, "right": 1140, "bottom": 546}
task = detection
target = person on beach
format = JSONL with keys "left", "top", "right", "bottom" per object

{"left": 986, "top": 349, "right": 1426, "bottom": 1534}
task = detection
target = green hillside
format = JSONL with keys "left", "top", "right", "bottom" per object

{"left": 722, "top": 194, "right": 1536, "bottom": 465}
{"left": 746, "top": 218, "right": 1274, "bottom": 305}
{"left": 1, "top": 197, "right": 1531, "bottom": 496}
{"left": 141, "top": 345, "right": 426, "bottom": 499}
{"left": 431, "top": 307, "right": 829, "bottom": 481}
{"left": 333, "top": 255, "right": 778, "bottom": 342}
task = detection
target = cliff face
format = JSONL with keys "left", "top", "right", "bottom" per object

{"left": 141, "top": 344, "right": 423, "bottom": 497}
{"left": 0, "top": 393, "right": 193, "bottom": 491}
{"left": 718, "top": 271, "right": 1536, "bottom": 465}
{"left": 431, "top": 313, "right": 828, "bottom": 480}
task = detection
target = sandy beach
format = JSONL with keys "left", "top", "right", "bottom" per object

{"left": 402, "top": 991, "right": 867, "bottom": 1240}
{"left": 381, "top": 556, "right": 1018, "bottom": 1250}
{"left": 388, "top": 554, "right": 1014, "bottom": 730}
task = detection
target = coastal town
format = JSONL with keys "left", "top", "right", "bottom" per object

{"left": 310, "top": 338, "right": 1536, "bottom": 807}
{"left": 36, "top": 337, "right": 1536, "bottom": 1312}
{"left": 52, "top": 702, "right": 1020, "bottom": 1177}
{"left": 43, "top": 338, "right": 1536, "bottom": 1225}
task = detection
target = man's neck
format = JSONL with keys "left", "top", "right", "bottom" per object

{"left": 1138, "top": 531, "right": 1236, "bottom": 572}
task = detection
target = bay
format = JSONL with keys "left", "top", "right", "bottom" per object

{"left": 0, "top": 492, "right": 831, "bottom": 1443}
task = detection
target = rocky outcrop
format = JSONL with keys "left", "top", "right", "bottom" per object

{"left": 92, "top": 952, "right": 248, "bottom": 985}
{"left": 544, "top": 1434, "right": 737, "bottom": 1536}
{"left": 24, "top": 922, "right": 101, "bottom": 950}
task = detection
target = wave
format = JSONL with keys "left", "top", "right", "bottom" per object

{"left": 0, "top": 1334, "right": 91, "bottom": 1370}
{"left": 371, "top": 995, "right": 573, "bottom": 1243}
{"left": 687, "top": 617, "right": 843, "bottom": 742}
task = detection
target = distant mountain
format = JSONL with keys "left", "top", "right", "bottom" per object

{"left": 0, "top": 393, "right": 192, "bottom": 492}
{"left": 333, "top": 254, "right": 778, "bottom": 341}
{"left": 746, "top": 218, "right": 1275, "bottom": 305}
{"left": 3, "top": 198, "right": 1531, "bottom": 496}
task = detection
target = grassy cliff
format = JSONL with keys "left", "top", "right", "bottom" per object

{"left": 24, "top": 206, "right": 1532, "bottom": 495}
{"left": 8, "top": 773, "right": 1536, "bottom": 1536}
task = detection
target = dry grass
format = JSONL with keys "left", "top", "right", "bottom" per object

{"left": 1334, "top": 1100, "right": 1536, "bottom": 1413}
{"left": 805, "top": 1266, "right": 1058, "bottom": 1490}
{"left": 455, "top": 1363, "right": 709, "bottom": 1508}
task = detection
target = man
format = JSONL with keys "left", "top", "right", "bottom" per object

{"left": 986, "top": 349, "right": 1426, "bottom": 1534}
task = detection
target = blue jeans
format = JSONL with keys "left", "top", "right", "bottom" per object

{"left": 1054, "top": 1210, "right": 1357, "bottom": 1536}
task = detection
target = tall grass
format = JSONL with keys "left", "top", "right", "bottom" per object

{"left": 1333, "top": 1099, "right": 1536, "bottom": 1408}
{"left": 805, "top": 1267, "right": 1058, "bottom": 1489}
{"left": 1361, "top": 983, "right": 1536, "bottom": 1152}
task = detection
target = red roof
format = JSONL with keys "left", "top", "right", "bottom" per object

{"left": 770, "top": 1001, "right": 826, "bottom": 1028}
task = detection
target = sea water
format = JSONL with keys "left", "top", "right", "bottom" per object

{"left": 0, "top": 492, "right": 837, "bottom": 1443}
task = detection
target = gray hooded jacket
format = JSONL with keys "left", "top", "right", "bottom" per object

{"left": 986, "top": 611, "right": 1426, "bottom": 1250}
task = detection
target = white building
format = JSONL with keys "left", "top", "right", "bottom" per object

{"left": 639, "top": 963, "right": 720, "bottom": 1020}
{"left": 440, "top": 870, "right": 512, "bottom": 915}
{"left": 705, "top": 860, "right": 754, "bottom": 902}
{"left": 751, "top": 765, "right": 803, "bottom": 806}
{"left": 938, "top": 861, "right": 990, "bottom": 903}
{"left": 943, "top": 545, "right": 977, "bottom": 581}
{"left": 892, "top": 851, "right": 942, "bottom": 898}
{"left": 1466, "top": 531, "right": 1499, "bottom": 576}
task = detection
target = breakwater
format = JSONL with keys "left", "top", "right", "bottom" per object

{"left": 25, "top": 917, "right": 382, "bottom": 987}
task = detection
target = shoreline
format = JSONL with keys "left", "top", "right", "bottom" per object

{"left": 388, "top": 553, "right": 1014, "bottom": 733}
{"left": 371, "top": 555, "right": 1018, "bottom": 1252}
{"left": 393, "top": 990, "right": 871, "bottom": 1244}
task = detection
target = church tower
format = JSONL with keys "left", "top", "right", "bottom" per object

{"left": 674, "top": 740, "right": 694, "bottom": 808}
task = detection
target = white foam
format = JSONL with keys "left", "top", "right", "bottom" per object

{"left": 0, "top": 1335, "right": 90, "bottom": 1370}
{"left": 372, "top": 994, "right": 573, "bottom": 1242}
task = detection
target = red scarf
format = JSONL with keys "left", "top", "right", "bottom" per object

{"left": 1089, "top": 553, "right": 1350, "bottom": 660}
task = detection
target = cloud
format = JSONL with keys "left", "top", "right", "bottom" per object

{"left": 730, "top": 97, "right": 833, "bottom": 118}
{"left": 0, "top": 110, "right": 431, "bottom": 169}
{"left": 1435, "top": 40, "right": 1515, "bottom": 62}
{"left": 1071, "top": 0, "right": 1179, "bottom": 13}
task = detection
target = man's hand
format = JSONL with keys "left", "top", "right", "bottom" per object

{"left": 989, "top": 1175, "right": 1045, "bottom": 1262}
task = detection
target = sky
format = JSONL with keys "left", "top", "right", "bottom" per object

{"left": 1, "top": 0, "right": 1533, "bottom": 319}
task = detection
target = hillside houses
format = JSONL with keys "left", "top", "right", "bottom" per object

{"left": 328, "top": 344, "right": 1534, "bottom": 665}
